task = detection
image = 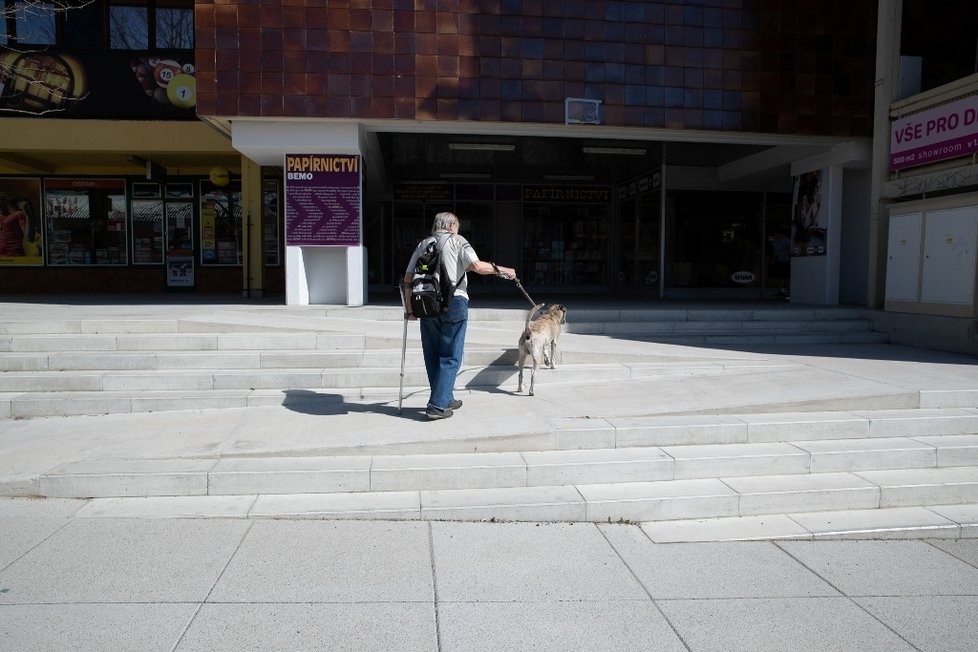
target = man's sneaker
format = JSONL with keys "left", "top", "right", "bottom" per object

{"left": 426, "top": 406, "right": 453, "bottom": 420}
{"left": 448, "top": 399, "right": 463, "bottom": 410}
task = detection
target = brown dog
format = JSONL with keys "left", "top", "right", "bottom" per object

{"left": 517, "top": 303, "right": 567, "bottom": 396}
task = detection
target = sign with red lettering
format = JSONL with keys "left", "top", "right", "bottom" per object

{"left": 890, "top": 95, "right": 978, "bottom": 170}
{"left": 284, "top": 154, "right": 361, "bottom": 246}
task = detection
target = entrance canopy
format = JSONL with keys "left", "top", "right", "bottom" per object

{"left": 228, "top": 119, "right": 866, "bottom": 196}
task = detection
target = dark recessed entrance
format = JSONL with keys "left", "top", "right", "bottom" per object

{"left": 365, "top": 133, "right": 791, "bottom": 301}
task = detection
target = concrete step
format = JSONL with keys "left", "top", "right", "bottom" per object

{"left": 638, "top": 503, "right": 978, "bottom": 541}
{"left": 0, "top": 324, "right": 885, "bottom": 355}
{"left": 65, "top": 496, "right": 978, "bottom": 540}
{"left": 0, "top": 332, "right": 392, "bottom": 353}
{"left": 565, "top": 318, "right": 879, "bottom": 335}
{"left": 0, "top": 360, "right": 764, "bottom": 397}
{"left": 633, "top": 331, "right": 888, "bottom": 346}
{"left": 0, "top": 375, "right": 960, "bottom": 418}
{"left": 35, "top": 436, "right": 978, "bottom": 499}
{"left": 0, "top": 346, "right": 719, "bottom": 373}
{"left": 0, "top": 305, "right": 885, "bottom": 342}
{"left": 0, "top": 305, "right": 877, "bottom": 329}
{"left": 38, "top": 457, "right": 978, "bottom": 523}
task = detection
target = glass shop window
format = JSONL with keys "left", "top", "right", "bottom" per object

{"left": 44, "top": 178, "right": 128, "bottom": 266}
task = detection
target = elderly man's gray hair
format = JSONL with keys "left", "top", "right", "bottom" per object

{"left": 431, "top": 211, "right": 458, "bottom": 233}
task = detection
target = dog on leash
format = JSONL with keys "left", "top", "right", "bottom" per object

{"left": 517, "top": 302, "right": 567, "bottom": 396}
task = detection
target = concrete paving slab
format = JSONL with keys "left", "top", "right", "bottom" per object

{"left": 929, "top": 503, "right": 978, "bottom": 537}
{"left": 857, "top": 466, "right": 978, "bottom": 507}
{"left": 776, "top": 540, "right": 978, "bottom": 595}
{"left": 0, "top": 517, "right": 72, "bottom": 569}
{"left": 206, "top": 520, "right": 433, "bottom": 603}
{"left": 0, "top": 604, "right": 198, "bottom": 652}
{"left": 580, "top": 478, "right": 739, "bottom": 522}
{"left": 11, "top": 394, "right": 137, "bottom": 418}
{"left": 39, "top": 458, "right": 216, "bottom": 498}
{"left": 0, "top": 409, "right": 244, "bottom": 483}
{"left": 0, "top": 518, "right": 250, "bottom": 603}
{"left": 74, "top": 495, "right": 256, "bottom": 519}
{"left": 421, "top": 485, "right": 586, "bottom": 522}
{"left": 926, "top": 538, "right": 978, "bottom": 568}
{"left": 658, "top": 597, "right": 915, "bottom": 652}
{"left": 250, "top": 490, "right": 422, "bottom": 519}
{"left": 438, "top": 601, "right": 686, "bottom": 652}
{"left": 795, "top": 437, "right": 937, "bottom": 472}
{"left": 788, "top": 506, "right": 960, "bottom": 539}
{"left": 208, "top": 456, "right": 371, "bottom": 495}
{"left": 724, "top": 472, "right": 881, "bottom": 515}
{"left": 611, "top": 414, "right": 747, "bottom": 448}
{"left": 0, "top": 497, "right": 87, "bottom": 518}
{"left": 860, "top": 408, "right": 978, "bottom": 438}
{"left": 600, "top": 527, "right": 838, "bottom": 598}
{"left": 664, "top": 441, "right": 810, "bottom": 478}
{"left": 912, "top": 434, "right": 978, "bottom": 466}
{"left": 522, "top": 446, "right": 673, "bottom": 486}
{"left": 640, "top": 514, "right": 813, "bottom": 543}
{"left": 920, "top": 388, "right": 978, "bottom": 407}
{"left": 549, "top": 416, "right": 616, "bottom": 449}
{"left": 740, "top": 411, "right": 869, "bottom": 442}
{"left": 370, "top": 451, "right": 526, "bottom": 491}
{"left": 431, "top": 521, "right": 648, "bottom": 602}
{"left": 856, "top": 596, "right": 978, "bottom": 652}
{"left": 176, "top": 603, "right": 437, "bottom": 652}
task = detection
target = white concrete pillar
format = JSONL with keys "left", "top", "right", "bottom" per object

{"left": 867, "top": 0, "right": 903, "bottom": 307}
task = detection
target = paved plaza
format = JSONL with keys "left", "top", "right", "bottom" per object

{"left": 1, "top": 496, "right": 977, "bottom": 651}
{"left": 3, "top": 298, "right": 978, "bottom": 649}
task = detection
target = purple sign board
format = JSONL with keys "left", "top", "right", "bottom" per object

{"left": 890, "top": 95, "right": 978, "bottom": 171}
{"left": 284, "top": 154, "right": 361, "bottom": 246}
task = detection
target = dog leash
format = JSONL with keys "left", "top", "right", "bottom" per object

{"left": 512, "top": 277, "right": 538, "bottom": 308}
{"left": 492, "top": 263, "right": 537, "bottom": 308}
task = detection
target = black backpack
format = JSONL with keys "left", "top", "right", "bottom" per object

{"left": 410, "top": 234, "right": 457, "bottom": 318}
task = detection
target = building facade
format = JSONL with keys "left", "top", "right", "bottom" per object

{"left": 2, "top": 1, "right": 978, "bottom": 350}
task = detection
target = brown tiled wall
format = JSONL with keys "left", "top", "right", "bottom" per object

{"left": 195, "top": 0, "right": 876, "bottom": 137}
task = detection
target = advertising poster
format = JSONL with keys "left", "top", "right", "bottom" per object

{"left": 165, "top": 256, "right": 194, "bottom": 287}
{"left": 284, "top": 154, "right": 361, "bottom": 247}
{"left": 0, "top": 48, "right": 196, "bottom": 119}
{"left": 890, "top": 94, "right": 978, "bottom": 170}
{"left": 790, "top": 169, "right": 827, "bottom": 257}
{"left": 0, "top": 177, "right": 43, "bottom": 266}
{"left": 199, "top": 180, "right": 242, "bottom": 265}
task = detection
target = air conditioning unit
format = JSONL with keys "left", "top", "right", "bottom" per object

{"left": 565, "top": 98, "right": 602, "bottom": 125}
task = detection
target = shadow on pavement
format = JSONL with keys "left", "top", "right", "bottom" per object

{"left": 282, "top": 389, "right": 427, "bottom": 419}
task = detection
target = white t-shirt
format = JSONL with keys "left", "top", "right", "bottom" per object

{"left": 406, "top": 231, "right": 480, "bottom": 300}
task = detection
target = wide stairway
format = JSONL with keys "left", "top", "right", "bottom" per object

{"left": 4, "top": 300, "right": 978, "bottom": 540}
{"left": 0, "top": 302, "right": 887, "bottom": 419}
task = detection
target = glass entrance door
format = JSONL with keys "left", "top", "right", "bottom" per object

{"left": 618, "top": 173, "right": 661, "bottom": 294}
